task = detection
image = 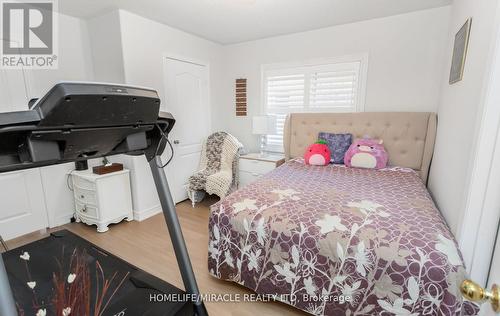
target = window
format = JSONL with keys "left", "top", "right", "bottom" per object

{"left": 262, "top": 57, "right": 367, "bottom": 152}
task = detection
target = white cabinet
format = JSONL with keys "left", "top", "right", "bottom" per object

{"left": 0, "top": 67, "right": 48, "bottom": 241}
{"left": 0, "top": 169, "right": 48, "bottom": 240}
{"left": 72, "top": 170, "right": 133, "bottom": 233}
{"left": 0, "top": 62, "right": 31, "bottom": 113}
{"left": 239, "top": 153, "right": 285, "bottom": 187}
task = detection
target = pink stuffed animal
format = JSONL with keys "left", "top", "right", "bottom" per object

{"left": 344, "top": 138, "right": 388, "bottom": 169}
{"left": 304, "top": 140, "right": 331, "bottom": 166}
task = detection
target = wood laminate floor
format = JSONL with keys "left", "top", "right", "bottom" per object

{"left": 4, "top": 197, "right": 306, "bottom": 316}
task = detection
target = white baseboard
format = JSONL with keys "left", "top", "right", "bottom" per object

{"left": 49, "top": 212, "right": 74, "bottom": 228}
{"left": 133, "top": 204, "right": 162, "bottom": 221}
{"left": 50, "top": 205, "right": 162, "bottom": 227}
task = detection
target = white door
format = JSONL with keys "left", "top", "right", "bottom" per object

{"left": 480, "top": 229, "right": 499, "bottom": 315}
{"left": 461, "top": 117, "right": 500, "bottom": 315}
{"left": 0, "top": 169, "right": 49, "bottom": 240}
{"left": 162, "top": 57, "right": 210, "bottom": 203}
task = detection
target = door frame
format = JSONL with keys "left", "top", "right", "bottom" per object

{"left": 457, "top": 2, "right": 500, "bottom": 286}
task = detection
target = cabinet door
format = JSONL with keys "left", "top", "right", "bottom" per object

{"left": 0, "top": 169, "right": 49, "bottom": 240}
{"left": 0, "top": 68, "right": 30, "bottom": 112}
{"left": 0, "top": 40, "right": 31, "bottom": 112}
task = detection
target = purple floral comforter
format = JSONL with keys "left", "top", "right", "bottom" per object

{"left": 208, "top": 159, "right": 478, "bottom": 315}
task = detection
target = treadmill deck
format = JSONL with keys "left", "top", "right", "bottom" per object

{"left": 3, "top": 230, "right": 193, "bottom": 316}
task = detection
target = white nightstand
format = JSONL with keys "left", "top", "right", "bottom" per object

{"left": 71, "top": 169, "right": 133, "bottom": 233}
{"left": 239, "top": 153, "right": 285, "bottom": 187}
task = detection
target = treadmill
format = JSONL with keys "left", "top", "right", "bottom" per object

{"left": 0, "top": 82, "right": 207, "bottom": 316}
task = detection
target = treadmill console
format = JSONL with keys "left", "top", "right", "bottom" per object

{"left": 0, "top": 82, "right": 175, "bottom": 172}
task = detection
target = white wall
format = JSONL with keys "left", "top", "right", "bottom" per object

{"left": 428, "top": 0, "right": 500, "bottom": 236}
{"left": 34, "top": 14, "right": 95, "bottom": 227}
{"left": 216, "top": 7, "right": 451, "bottom": 151}
{"left": 1, "top": 15, "right": 93, "bottom": 106}
{"left": 116, "top": 10, "right": 225, "bottom": 218}
{"left": 28, "top": 14, "right": 94, "bottom": 98}
{"left": 87, "top": 11, "right": 126, "bottom": 83}
{"left": 118, "top": 10, "right": 223, "bottom": 106}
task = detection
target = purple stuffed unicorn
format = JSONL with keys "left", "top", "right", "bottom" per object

{"left": 344, "top": 138, "right": 388, "bottom": 169}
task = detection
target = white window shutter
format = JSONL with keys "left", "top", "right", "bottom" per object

{"left": 264, "top": 113, "right": 287, "bottom": 152}
{"left": 263, "top": 60, "right": 363, "bottom": 153}
{"left": 309, "top": 69, "right": 359, "bottom": 109}
{"left": 266, "top": 74, "right": 305, "bottom": 111}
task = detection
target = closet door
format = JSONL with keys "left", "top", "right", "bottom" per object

{"left": 0, "top": 67, "right": 49, "bottom": 240}
{"left": 163, "top": 57, "right": 210, "bottom": 203}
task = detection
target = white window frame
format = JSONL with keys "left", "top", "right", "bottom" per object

{"left": 260, "top": 54, "right": 369, "bottom": 152}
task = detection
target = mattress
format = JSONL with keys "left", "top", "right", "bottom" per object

{"left": 207, "top": 159, "right": 478, "bottom": 315}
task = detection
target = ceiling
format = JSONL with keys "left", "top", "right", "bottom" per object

{"left": 59, "top": 0, "right": 452, "bottom": 45}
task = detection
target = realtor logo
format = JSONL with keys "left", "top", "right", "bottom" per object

{"left": 1, "top": 0, "right": 58, "bottom": 68}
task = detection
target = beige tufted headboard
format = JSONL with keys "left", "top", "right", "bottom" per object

{"left": 283, "top": 112, "right": 437, "bottom": 183}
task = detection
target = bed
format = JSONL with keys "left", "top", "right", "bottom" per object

{"left": 207, "top": 112, "right": 478, "bottom": 315}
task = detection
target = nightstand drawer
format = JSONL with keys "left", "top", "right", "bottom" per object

{"left": 74, "top": 188, "right": 97, "bottom": 206}
{"left": 72, "top": 176, "right": 96, "bottom": 190}
{"left": 239, "top": 171, "right": 262, "bottom": 187}
{"left": 75, "top": 201, "right": 98, "bottom": 219}
{"left": 239, "top": 159, "right": 275, "bottom": 174}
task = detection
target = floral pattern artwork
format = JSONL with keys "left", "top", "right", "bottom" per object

{"left": 207, "top": 159, "right": 479, "bottom": 316}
